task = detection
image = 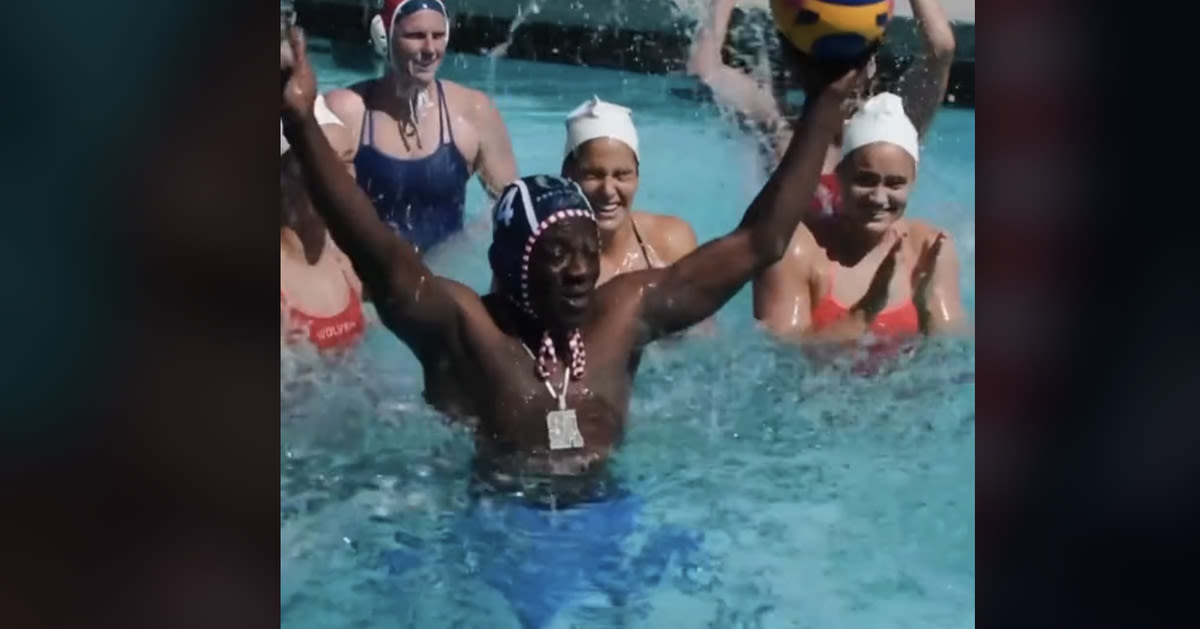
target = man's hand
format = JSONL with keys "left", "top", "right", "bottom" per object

{"left": 788, "top": 41, "right": 878, "bottom": 99}
{"left": 282, "top": 26, "right": 316, "bottom": 122}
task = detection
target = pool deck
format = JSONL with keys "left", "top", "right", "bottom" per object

{"left": 294, "top": 0, "right": 974, "bottom": 107}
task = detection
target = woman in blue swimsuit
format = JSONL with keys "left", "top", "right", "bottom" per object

{"left": 323, "top": 0, "right": 518, "bottom": 253}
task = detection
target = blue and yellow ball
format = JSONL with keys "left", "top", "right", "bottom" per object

{"left": 770, "top": 0, "right": 895, "bottom": 60}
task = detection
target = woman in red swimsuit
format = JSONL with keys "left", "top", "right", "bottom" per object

{"left": 687, "top": 0, "right": 958, "bottom": 249}
{"left": 280, "top": 141, "right": 367, "bottom": 353}
{"left": 752, "top": 92, "right": 966, "bottom": 350}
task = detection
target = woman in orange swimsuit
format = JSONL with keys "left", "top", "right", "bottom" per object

{"left": 280, "top": 142, "right": 367, "bottom": 353}
{"left": 752, "top": 92, "right": 966, "bottom": 351}
{"left": 687, "top": 0, "right": 958, "bottom": 251}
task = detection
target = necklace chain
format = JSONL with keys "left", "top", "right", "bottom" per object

{"left": 521, "top": 343, "right": 571, "bottom": 410}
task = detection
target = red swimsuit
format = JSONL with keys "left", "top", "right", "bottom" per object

{"left": 804, "top": 174, "right": 845, "bottom": 250}
{"left": 806, "top": 177, "right": 922, "bottom": 372}
{"left": 811, "top": 268, "right": 921, "bottom": 338}
{"left": 282, "top": 273, "right": 365, "bottom": 351}
{"left": 809, "top": 173, "right": 843, "bottom": 220}
{"left": 810, "top": 267, "right": 921, "bottom": 375}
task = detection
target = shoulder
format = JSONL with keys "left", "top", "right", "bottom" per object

{"left": 442, "top": 80, "right": 501, "bottom": 120}
{"left": 786, "top": 220, "right": 820, "bottom": 257}
{"left": 451, "top": 288, "right": 516, "bottom": 347}
{"left": 594, "top": 268, "right": 656, "bottom": 322}
{"left": 903, "top": 219, "right": 960, "bottom": 269}
{"left": 636, "top": 211, "right": 693, "bottom": 235}
{"left": 417, "top": 276, "right": 494, "bottom": 335}
{"left": 326, "top": 240, "right": 363, "bottom": 291}
{"left": 433, "top": 276, "right": 482, "bottom": 307}
{"left": 323, "top": 86, "right": 367, "bottom": 124}
{"left": 633, "top": 211, "right": 698, "bottom": 262}
{"left": 905, "top": 219, "right": 953, "bottom": 248}
{"left": 760, "top": 221, "right": 823, "bottom": 279}
{"left": 440, "top": 80, "right": 487, "bottom": 104}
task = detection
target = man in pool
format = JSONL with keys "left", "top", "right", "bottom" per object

{"left": 284, "top": 25, "right": 865, "bottom": 627}
{"left": 286, "top": 25, "right": 862, "bottom": 475}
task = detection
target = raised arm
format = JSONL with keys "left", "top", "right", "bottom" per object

{"left": 685, "top": 0, "right": 782, "bottom": 126}
{"left": 282, "top": 28, "right": 462, "bottom": 353}
{"left": 616, "top": 67, "right": 860, "bottom": 342}
{"left": 895, "top": 0, "right": 957, "bottom": 137}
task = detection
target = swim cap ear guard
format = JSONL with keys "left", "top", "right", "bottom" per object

{"left": 488, "top": 175, "right": 596, "bottom": 381}
{"left": 369, "top": 0, "right": 451, "bottom": 62}
{"left": 488, "top": 175, "right": 597, "bottom": 317}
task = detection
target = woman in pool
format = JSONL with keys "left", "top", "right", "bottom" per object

{"left": 485, "top": 97, "right": 702, "bottom": 303}
{"left": 686, "top": 0, "right": 956, "bottom": 248}
{"left": 560, "top": 96, "right": 699, "bottom": 285}
{"left": 323, "top": 0, "right": 518, "bottom": 253}
{"left": 753, "top": 91, "right": 966, "bottom": 346}
{"left": 280, "top": 101, "right": 367, "bottom": 352}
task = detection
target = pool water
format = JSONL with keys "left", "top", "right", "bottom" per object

{"left": 282, "top": 50, "right": 975, "bottom": 629}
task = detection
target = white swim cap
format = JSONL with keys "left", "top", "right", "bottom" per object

{"left": 564, "top": 96, "right": 640, "bottom": 162}
{"left": 841, "top": 92, "right": 919, "bottom": 164}
{"left": 280, "top": 93, "right": 344, "bottom": 156}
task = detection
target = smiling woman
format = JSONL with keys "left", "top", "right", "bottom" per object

{"left": 320, "top": 0, "right": 519, "bottom": 253}
{"left": 753, "top": 91, "right": 967, "bottom": 354}
{"left": 560, "top": 96, "right": 699, "bottom": 287}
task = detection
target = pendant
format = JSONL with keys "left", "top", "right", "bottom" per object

{"left": 546, "top": 409, "right": 585, "bottom": 451}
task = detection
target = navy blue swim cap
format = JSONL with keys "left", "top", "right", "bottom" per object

{"left": 395, "top": 0, "right": 446, "bottom": 21}
{"left": 488, "top": 175, "right": 596, "bottom": 317}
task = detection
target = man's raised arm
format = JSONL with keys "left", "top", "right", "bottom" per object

{"left": 618, "top": 65, "right": 864, "bottom": 341}
{"left": 282, "top": 27, "right": 460, "bottom": 350}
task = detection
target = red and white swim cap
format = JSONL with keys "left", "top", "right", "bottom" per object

{"left": 369, "top": 0, "right": 450, "bottom": 61}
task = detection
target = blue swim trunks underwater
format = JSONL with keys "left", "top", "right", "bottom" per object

{"left": 383, "top": 484, "right": 706, "bottom": 629}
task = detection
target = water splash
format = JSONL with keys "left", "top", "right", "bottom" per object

{"left": 486, "top": 0, "right": 542, "bottom": 59}
{"left": 672, "top": 0, "right": 771, "bottom": 16}
{"left": 287, "top": 36, "right": 975, "bottom": 628}
{"left": 281, "top": 326, "right": 975, "bottom": 627}
{"left": 482, "top": 0, "right": 542, "bottom": 94}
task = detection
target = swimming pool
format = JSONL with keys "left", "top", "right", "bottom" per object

{"left": 282, "top": 50, "right": 975, "bottom": 629}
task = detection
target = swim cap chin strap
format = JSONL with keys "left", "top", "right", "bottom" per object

{"left": 489, "top": 176, "right": 597, "bottom": 381}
